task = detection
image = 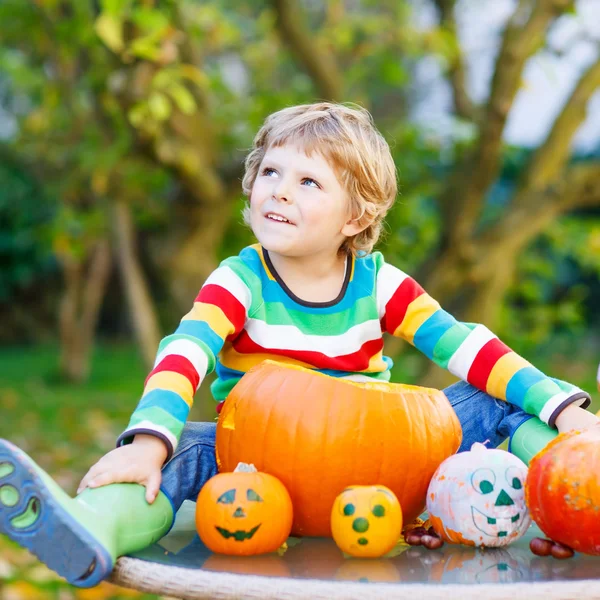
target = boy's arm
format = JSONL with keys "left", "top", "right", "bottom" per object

{"left": 377, "top": 260, "right": 591, "bottom": 428}
{"left": 116, "top": 263, "right": 251, "bottom": 461}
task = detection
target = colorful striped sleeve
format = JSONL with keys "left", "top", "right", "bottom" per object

{"left": 376, "top": 258, "right": 591, "bottom": 427}
{"left": 117, "top": 262, "right": 252, "bottom": 459}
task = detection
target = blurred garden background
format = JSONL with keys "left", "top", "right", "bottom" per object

{"left": 0, "top": 0, "right": 599, "bottom": 598}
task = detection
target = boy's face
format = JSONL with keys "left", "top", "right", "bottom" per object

{"left": 249, "top": 143, "right": 362, "bottom": 259}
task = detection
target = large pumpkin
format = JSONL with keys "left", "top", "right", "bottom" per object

{"left": 526, "top": 424, "right": 600, "bottom": 555}
{"left": 216, "top": 360, "right": 462, "bottom": 537}
{"left": 427, "top": 443, "right": 530, "bottom": 547}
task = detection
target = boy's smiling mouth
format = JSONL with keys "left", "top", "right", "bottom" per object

{"left": 265, "top": 212, "right": 294, "bottom": 224}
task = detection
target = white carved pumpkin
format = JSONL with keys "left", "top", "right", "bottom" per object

{"left": 426, "top": 443, "right": 530, "bottom": 547}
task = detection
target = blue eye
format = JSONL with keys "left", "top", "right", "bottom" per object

{"left": 302, "top": 178, "right": 319, "bottom": 188}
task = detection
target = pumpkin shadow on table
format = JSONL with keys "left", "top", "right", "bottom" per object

{"left": 130, "top": 526, "right": 600, "bottom": 584}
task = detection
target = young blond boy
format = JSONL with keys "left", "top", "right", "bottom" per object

{"left": 0, "top": 102, "right": 597, "bottom": 587}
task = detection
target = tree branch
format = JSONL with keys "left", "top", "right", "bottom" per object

{"left": 439, "top": 0, "right": 572, "bottom": 251}
{"left": 112, "top": 201, "right": 162, "bottom": 369}
{"left": 118, "top": 62, "right": 227, "bottom": 208}
{"left": 432, "top": 0, "right": 476, "bottom": 121}
{"left": 517, "top": 57, "right": 600, "bottom": 194}
{"left": 470, "top": 58, "right": 600, "bottom": 266}
{"left": 421, "top": 162, "right": 599, "bottom": 302}
{"left": 271, "top": 0, "right": 343, "bottom": 100}
{"left": 475, "top": 163, "right": 600, "bottom": 262}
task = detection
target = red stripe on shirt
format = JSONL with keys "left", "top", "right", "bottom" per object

{"left": 233, "top": 332, "right": 384, "bottom": 372}
{"left": 466, "top": 338, "right": 512, "bottom": 391}
{"left": 383, "top": 278, "right": 426, "bottom": 334}
{"left": 145, "top": 355, "right": 200, "bottom": 391}
{"left": 196, "top": 284, "right": 247, "bottom": 336}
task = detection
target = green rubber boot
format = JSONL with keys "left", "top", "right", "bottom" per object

{"left": 509, "top": 417, "right": 558, "bottom": 465}
{"left": 0, "top": 439, "right": 173, "bottom": 587}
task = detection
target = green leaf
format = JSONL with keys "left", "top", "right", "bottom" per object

{"left": 167, "top": 83, "right": 196, "bottom": 115}
{"left": 129, "top": 37, "right": 162, "bottom": 61}
{"left": 94, "top": 13, "right": 124, "bottom": 53}
{"left": 131, "top": 7, "right": 170, "bottom": 34}
{"left": 128, "top": 103, "right": 148, "bottom": 127}
{"left": 101, "top": 0, "right": 130, "bottom": 16}
{"left": 177, "top": 65, "right": 210, "bottom": 88}
{"left": 148, "top": 92, "right": 171, "bottom": 121}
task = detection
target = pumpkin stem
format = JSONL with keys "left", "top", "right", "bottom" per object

{"left": 233, "top": 462, "right": 258, "bottom": 473}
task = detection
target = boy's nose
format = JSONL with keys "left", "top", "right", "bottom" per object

{"left": 272, "top": 181, "right": 293, "bottom": 203}
{"left": 272, "top": 191, "right": 291, "bottom": 203}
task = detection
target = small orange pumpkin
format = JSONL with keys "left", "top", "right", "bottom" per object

{"left": 526, "top": 424, "right": 600, "bottom": 555}
{"left": 216, "top": 360, "right": 461, "bottom": 536}
{"left": 196, "top": 462, "right": 293, "bottom": 555}
{"left": 331, "top": 485, "right": 403, "bottom": 558}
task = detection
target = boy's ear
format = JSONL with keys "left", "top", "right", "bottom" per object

{"left": 341, "top": 214, "right": 372, "bottom": 237}
{"left": 342, "top": 210, "right": 373, "bottom": 237}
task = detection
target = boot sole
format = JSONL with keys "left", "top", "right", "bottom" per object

{"left": 0, "top": 439, "right": 113, "bottom": 587}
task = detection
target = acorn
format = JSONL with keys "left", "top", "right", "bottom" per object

{"left": 421, "top": 535, "right": 444, "bottom": 550}
{"left": 530, "top": 537, "right": 553, "bottom": 556}
{"left": 550, "top": 542, "right": 574, "bottom": 560}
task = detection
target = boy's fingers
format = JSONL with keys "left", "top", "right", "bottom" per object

{"left": 87, "top": 469, "right": 128, "bottom": 489}
{"left": 88, "top": 473, "right": 115, "bottom": 488}
{"left": 145, "top": 471, "right": 162, "bottom": 504}
{"left": 77, "top": 469, "right": 100, "bottom": 493}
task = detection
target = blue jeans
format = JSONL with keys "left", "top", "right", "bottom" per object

{"left": 159, "top": 381, "right": 532, "bottom": 513}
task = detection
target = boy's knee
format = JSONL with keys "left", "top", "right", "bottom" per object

{"left": 177, "top": 421, "right": 216, "bottom": 452}
{"left": 443, "top": 381, "right": 479, "bottom": 406}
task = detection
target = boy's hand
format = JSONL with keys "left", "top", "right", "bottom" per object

{"left": 555, "top": 404, "right": 600, "bottom": 435}
{"left": 77, "top": 434, "right": 169, "bottom": 503}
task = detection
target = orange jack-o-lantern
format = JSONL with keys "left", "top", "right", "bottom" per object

{"left": 196, "top": 463, "right": 293, "bottom": 555}
{"left": 217, "top": 360, "right": 461, "bottom": 536}
{"left": 331, "top": 485, "right": 403, "bottom": 558}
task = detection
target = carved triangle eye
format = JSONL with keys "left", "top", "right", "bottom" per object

{"left": 247, "top": 489, "right": 263, "bottom": 502}
{"left": 217, "top": 489, "right": 236, "bottom": 504}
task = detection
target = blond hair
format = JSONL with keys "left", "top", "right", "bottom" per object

{"left": 241, "top": 102, "right": 397, "bottom": 256}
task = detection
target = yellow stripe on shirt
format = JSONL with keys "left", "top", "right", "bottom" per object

{"left": 395, "top": 293, "right": 440, "bottom": 344}
{"left": 220, "top": 344, "right": 315, "bottom": 372}
{"left": 182, "top": 302, "right": 236, "bottom": 340}
{"left": 253, "top": 244, "right": 276, "bottom": 281}
{"left": 364, "top": 351, "right": 388, "bottom": 372}
{"left": 486, "top": 352, "right": 531, "bottom": 401}
{"left": 143, "top": 371, "right": 195, "bottom": 407}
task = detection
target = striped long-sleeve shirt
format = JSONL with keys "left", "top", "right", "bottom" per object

{"left": 117, "top": 244, "right": 591, "bottom": 459}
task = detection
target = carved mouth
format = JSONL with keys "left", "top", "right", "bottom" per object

{"left": 471, "top": 506, "right": 522, "bottom": 538}
{"left": 215, "top": 524, "right": 261, "bottom": 541}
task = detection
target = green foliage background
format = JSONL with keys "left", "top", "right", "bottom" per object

{"left": 0, "top": 0, "right": 599, "bottom": 597}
